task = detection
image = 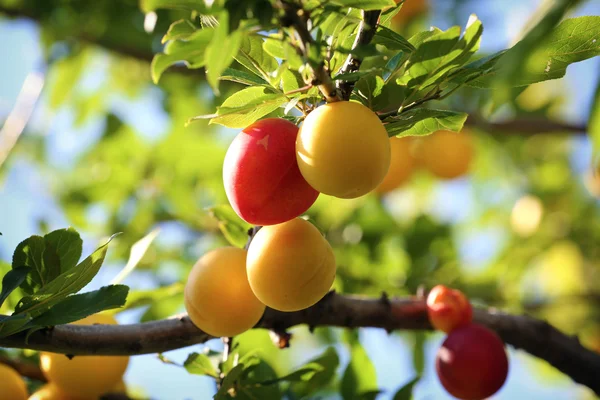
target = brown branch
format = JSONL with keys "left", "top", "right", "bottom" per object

{"left": 278, "top": 1, "right": 340, "bottom": 103}
{"left": 0, "top": 355, "right": 46, "bottom": 381}
{"left": 336, "top": 10, "right": 381, "bottom": 100}
{"left": 466, "top": 114, "right": 587, "bottom": 135}
{"left": 0, "top": 292, "right": 599, "bottom": 395}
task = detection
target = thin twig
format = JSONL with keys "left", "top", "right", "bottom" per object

{"left": 277, "top": 1, "right": 340, "bottom": 103}
{"left": 336, "top": 10, "right": 382, "bottom": 100}
{"left": 0, "top": 355, "right": 46, "bottom": 381}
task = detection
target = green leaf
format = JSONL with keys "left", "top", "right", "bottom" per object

{"left": 197, "top": 86, "right": 286, "bottom": 129}
{"left": 341, "top": 341, "right": 377, "bottom": 400}
{"left": 0, "top": 314, "right": 32, "bottom": 338}
{"left": 372, "top": 26, "right": 416, "bottom": 53}
{"left": 12, "top": 236, "right": 60, "bottom": 295}
{"left": 215, "top": 363, "right": 245, "bottom": 399}
{"left": 263, "top": 36, "right": 304, "bottom": 70}
{"left": 384, "top": 109, "right": 468, "bottom": 137}
{"left": 162, "top": 19, "right": 198, "bottom": 43}
{"left": 48, "top": 51, "right": 88, "bottom": 109}
{"left": 590, "top": 80, "right": 600, "bottom": 164}
{"left": 281, "top": 68, "right": 305, "bottom": 93}
{"left": 0, "top": 267, "right": 31, "bottom": 309}
{"left": 261, "top": 363, "right": 325, "bottom": 385}
{"left": 379, "top": 3, "right": 403, "bottom": 28}
{"left": 220, "top": 67, "right": 270, "bottom": 86}
{"left": 205, "top": 13, "right": 243, "bottom": 93}
{"left": 44, "top": 228, "right": 83, "bottom": 273}
{"left": 333, "top": 70, "right": 380, "bottom": 82}
{"left": 472, "top": 16, "right": 600, "bottom": 88}
{"left": 401, "top": 15, "right": 482, "bottom": 99}
{"left": 111, "top": 229, "right": 160, "bottom": 285}
{"left": 354, "top": 74, "right": 385, "bottom": 108}
{"left": 236, "top": 35, "right": 279, "bottom": 80}
{"left": 291, "top": 347, "right": 339, "bottom": 396}
{"left": 27, "top": 285, "right": 129, "bottom": 328}
{"left": 184, "top": 352, "right": 218, "bottom": 377}
{"left": 14, "top": 235, "right": 116, "bottom": 317}
{"left": 412, "top": 332, "right": 425, "bottom": 375}
{"left": 151, "top": 28, "right": 214, "bottom": 83}
{"left": 490, "top": 0, "right": 582, "bottom": 97}
{"left": 446, "top": 51, "right": 506, "bottom": 88}
{"left": 206, "top": 205, "right": 252, "bottom": 248}
{"left": 330, "top": 0, "right": 396, "bottom": 10}
{"left": 140, "top": 0, "right": 215, "bottom": 12}
{"left": 392, "top": 376, "right": 420, "bottom": 400}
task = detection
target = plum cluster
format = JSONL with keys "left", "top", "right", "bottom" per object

{"left": 184, "top": 101, "right": 392, "bottom": 336}
{"left": 427, "top": 285, "right": 509, "bottom": 400}
{"left": 376, "top": 130, "right": 473, "bottom": 195}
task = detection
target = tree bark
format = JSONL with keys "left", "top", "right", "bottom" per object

{"left": 1, "top": 292, "right": 598, "bottom": 395}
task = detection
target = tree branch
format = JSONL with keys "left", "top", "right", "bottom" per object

{"left": 336, "top": 10, "right": 381, "bottom": 100}
{"left": 0, "top": 292, "right": 598, "bottom": 395}
{"left": 0, "top": 355, "right": 46, "bottom": 381}
{"left": 277, "top": 1, "right": 340, "bottom": 103}
{"left": 465, "top": 114, "right": 587, "bottom": 135}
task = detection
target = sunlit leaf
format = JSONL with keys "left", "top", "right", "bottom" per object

{"left": 111, "top": 229, "right": 160, "bottom": 285}
{"left": 392, "top": 376, "right": 420, "bottom": 400}
{"left": 0, "top": 267, "right": 30, "bottom": 309}
{"left": 384, "top": 109, "right": 468, "bottom": 137}
{"left": 341, "top": 340, "right": 378, "bottom": 400}
{"left": 330, "top": 0, "right": 396, "bottom": 10}
{"left": 14, "top": 235, "right": 117, "bottom": 317}
{"left": 27, "top": 285, "right": 129, "bottom": 327}
{"left": 205, "top": 12, "right": 243, "bottom": 93}
{"left": 191, "top": 86, "right": 286, "bottom": 128}
{"left": 184, "top": 352, "right": 218, "bottom": 377}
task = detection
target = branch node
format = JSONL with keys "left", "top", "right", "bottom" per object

{"left": 380, "top": 291, "right": 391, "bottom": 309}
{"left": 270, "top": 330, "right": 292, "bottom": 349}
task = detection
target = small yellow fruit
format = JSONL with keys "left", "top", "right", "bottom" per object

{"left": 40, "top": 314, "right": 129, "bottom": 399}
{"left": 28, "top": 383, "right": 87, "bottom": 400}
{"left": 417, "top": 130, "right": 473, "bottom": 179}
{"left": 296, "top": 101, "right": 391, "bottom": 199}
{"left": 375, "top": 137, "right": 415, "bottom": 194}
{"left": 184, "top": 247, "right": 265, "bottom": 337}
{"left": 111, "top": 379, "right": 127, "bottom": 393}
{"left": 0, "top": 363, "right": 28, "bottom": 400}
{"left": 247, "top": 218, "right": 336, "bottom": 312}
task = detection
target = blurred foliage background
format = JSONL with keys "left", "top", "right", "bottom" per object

{"left": 0, "top": 0, "right": 599, "bottom": 399}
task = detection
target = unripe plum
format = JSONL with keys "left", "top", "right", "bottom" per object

{"left": 375, "top": 137, "right": 415, "bottom": 194}
{"left": 247, "top": 218, "right": 336, "bottom": 311}
{"left": 0, "top": 362, "right": 28, "bottom": 400}
{"left": 40, "top": 314, "right": 129, "bottom": 399}
{"left": 223, "top": 118, "right": 319, "bottom": 225}
{"left": 184, "top": 247, "right": 265, "bottom": 337}
{"left": 417, "top": 130, "right": 473, "bottom": 179}
{"left": 426, "top": 285, "right": 472, "bottom": 333}
{"left": 436, "top": 324, "right": 509, "bottom": 400}
{"left": 296, "top": 101, "right": 391, "bottom": 199}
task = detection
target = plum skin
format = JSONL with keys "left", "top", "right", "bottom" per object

{"left": 426, "top": 285, "right": 473, "bottom": 333}
{"left": 436, "top": 323, "right": 509, "bottom": 400}
{"left": 223, "top": 118, "right": 319, "bottom": 225}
